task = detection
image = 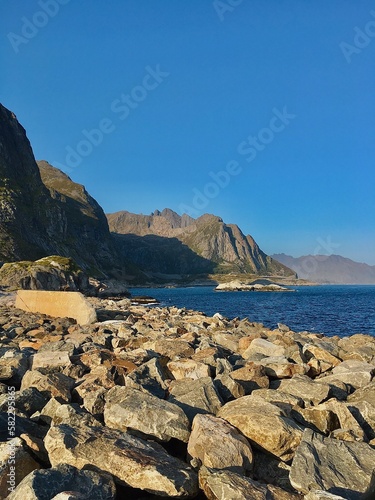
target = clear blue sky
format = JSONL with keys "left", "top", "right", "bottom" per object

{"left": 1, "top": 0, "right": 374, "bottom": 264}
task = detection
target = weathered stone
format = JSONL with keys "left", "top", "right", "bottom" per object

{"left": 322, "top": 399, "right": 366, "bottom": 441}
{"left": 198, "top": 466, "right": 300, "bottom": 500}
{"left": 291, "top": 405, "right": 339, "bottom": 435}
{"left": 45, "top": 424, "right": 198, "bottom": 497}
{"left": 125, "top": 357, "right": 169, "bottom": 398}
{"left": 211, "top": 332, "right": 239, "bottom": 353}
{"left": 167, "top": 359, "right": 211, "bottom": 380}
{"left": 302, "top": 343, "right": 341, "bottom": 367}
{"left": 74, "top": 366, "right": 114, "bottom": 416}
{"left": 20, "top": 370, "right": 74, "bottom": 402}
{"left": 319, "top": 360, "right": 375, "bottom": 391}
{"left": 218, "top": 395, "right": 303, "bottom": 462}
{"left": 242, "top": 338, "right": 286, "bottom": 359}
{"left": 0, "top": 387, "right": 48, "bottom": 419}
{"left": 214, "top": 374, "right": 245, "bottom": 402}
{"left": 229, "top": 362, "right": 269, "bottom": 394}
{"left": 271, "top": 375, "right": 331, "bottom": 406}
{"left": 31, "top": 351, "right": 71, "bottom": 371}
{"left": 258, "top": 356, "right": 308, "bottom": 379}
{"left": 290, "top": 429, "right": 375, "bottom": 497}
{"left": 15, "top": 290, "right": 97, "bottom": 325}
{"left": 104, "top": 386, "right": 190, "bottom": 442}
{"left": 252, "top": 450, "right": 295, "bottom": 493}
{"left": 187, "top": 414, "right": 253, "bottom": 473}
{"left": 0, "top": 365, "right": 16, "bottom": 381}
{"left": 304, "top": 491, "right": 346, "bottom": 500}
{"left": 0, "top": 437, "right": 41, "bottom": 495}
{"left": 152, "top": 339, "right": 194, "bottom": 359}
{"left": 7, "top": 463, "right": 116, "bottom": 500}
{"left": 252, "top": 388, "right": 304, "bottom": 409}
{"left": 0, "top": 348, "right": 29, "bottom": 385}
{"left": 346, "top": 400, "right": 375, "bottom": 440}
{"left": 52, "top": 403, "right": 99, "bottom": 427}
{"left": 168, "top": 377, "right": 223, "bottom": 422}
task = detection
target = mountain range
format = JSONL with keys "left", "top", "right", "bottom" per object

{"left": 1, "top": 102, "right": 372, "bottom": 285}
{"left": 272, "top": 253, "right": 375, "bottom": 284}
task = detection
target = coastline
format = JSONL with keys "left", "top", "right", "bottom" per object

{"left": 1, "top": 294, "right": 375, "bottom": 498}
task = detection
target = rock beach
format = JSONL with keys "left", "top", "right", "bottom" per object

{"left": 0, "top": 292, "right": 374, "bottom": 498}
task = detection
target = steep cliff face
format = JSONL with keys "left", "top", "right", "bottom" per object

{"left": 0, "top": 103, "right": 128, "bottom": 277}
{"left": 107, "top": 209, "right": 294, "bottom": 276}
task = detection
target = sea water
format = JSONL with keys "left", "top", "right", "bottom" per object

{"left": 129, "top": 285, "right": 375, "bottom": 338}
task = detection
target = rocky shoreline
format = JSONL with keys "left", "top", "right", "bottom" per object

{"left": 0, "top": 294, "right": 375, "bottom": 499}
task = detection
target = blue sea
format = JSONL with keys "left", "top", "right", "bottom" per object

{"left": 129, "top": 285, "right": 375, "bottom": 338}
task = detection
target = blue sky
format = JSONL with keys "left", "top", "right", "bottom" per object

{"left": 1, "top": 0, "right": 374, "bottom": 264}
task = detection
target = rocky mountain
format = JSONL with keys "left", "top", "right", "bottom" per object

{"left": 272, "top": 253, "right": 375, "bottom": 284}
{"left": 107, "top": 209, "right": 295, "bottom": 277}
{"left": 0, "top": 103, "right": 132, "bottom": 279}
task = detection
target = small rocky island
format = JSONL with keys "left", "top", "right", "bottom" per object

{"left": 0, "top": 287, "right": 375, "bottom": 499}
{"left": 215, "top": 279, "right": 294, "bottom": 292}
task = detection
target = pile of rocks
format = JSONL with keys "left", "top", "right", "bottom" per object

{"left": 0, "top": 295, "right": 374, "bottom": 499}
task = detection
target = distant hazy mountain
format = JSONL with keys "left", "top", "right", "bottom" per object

{"left": 272, "top": 253, "right": 375, "bottom": 284}
{"left": 107, "top": 209, "right": 295, "bottom": 277}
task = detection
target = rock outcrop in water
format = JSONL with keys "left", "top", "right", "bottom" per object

{"left": 0, "top": 293, "right": 374, "bottom": 498}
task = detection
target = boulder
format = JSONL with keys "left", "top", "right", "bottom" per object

{"left": 271, "top": 375, "right": 331, "bottom": 406}
{"left": 125, "top": 357, "right": 169, "bottom": 398}
{"left": 257, "top": 356, "right": 308, "bottom": 379}
{"left": 229, "top": 363, "right": 269, "bottom": 394}
{"left": 198, "top": 466, "right": 300, "bottom": 500}
{"left": 20, "top": 370, "right": 74, "bottom": 402}
{"left": 241, "top": 338, "right": 286, "bottom": 359}
{"left": 0, "top": 387, "right": 47, "bottom": 417}
{"left": 167, "top": 359, "right": 211, "bottom": 380}
{"left": 187, "top": 414, "right": 253, "bottom": 473}
{"left": 31, "top": 351, "right": 71, "bottom": 371}
{"left": 15, "top": 290, "right": 97, "bottom": 325}
{"left": 45, "top": 424, "right": 198, "bottom": 497}
{"left": 7, "top": 463, "right": 116, "bottom": 500}
{"left": 0, "top": 437, "right": 40, "bottom": 496}
{"left": 290, "top": 429, "right": 375, "bottom": 497}
{"left": 217, "top": 395, "right": 303, "bottom": 462}
{"left": 214, "top": 374, "right": 245, "bottom": 402}
{"left": 318, "top": 360, "right": 375, "bottom": 391}
{"left": 168, "top": 377, "right": 223, "bottom": 422}
{"left": 104, "top": 386, "right": 190, "bottom": 442}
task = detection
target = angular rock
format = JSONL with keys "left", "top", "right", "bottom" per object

{"left": 218, "top": 395, "right": 303, "bottom": 462}
{"left": 229, "top": 362, "right": 269, "bottom": 394}
{"left": 214, "top": 374, "right": 245, "bottom": 402}
{"left": 0, "top": 437, "right": 40, "bottom": 495}
{"left": 319, "top": 359, "right": 375, "bottom": 391}
{"left": 167, "top": 359, "right": 211, "bottom": 380}
{"left": 152, "top": 339, "right": 194, "bottom": 359}
{"left": 0, "top": 387, "right": 47, "bottom": 417}
{"left": 31, "top": 351, "right": 71, "bottom": 371}
{"left": 242, "top": 338, "right": 286, "bottom": 359}
{"left": 168, "top": 377, "right": 223, "bottom": 422}
{"left": 104, "top": 386, "right": 190, "bottom": 442}
{"left": 291, "top": 405, "right": 339, "bottom": 435}
{"left": 258, "top": 356, "right": 308, "bottom": 379}
{"left": 304, "top": 492, "right": 346, "bottom": 500}
{"left": 45, "top": 424, "right": 198, "bottom": 497}
{"left": 199, "top": 466, "right": 300, "bottom": 500}
{"left": 251, "top": 388, "right": 304, "bottom": 409}
{"left": 15, "top": 290, "right": 97, "bottom": 325}
{"left": 290, "top": 429, "right": 375, "bottom": 497}
{"left": 125, "top": 357, "right": 169, "bottom": 398}
{"left": 20, "top": 370, "right": 74, "bottom": 402}
{"left": 302, "top": 343, "right": 341, "bottom": 367}
{"left": 271, "top": 375, "right": 331, "bottom": 406}
{"left": 7, "top": 463, "right": 116, "bottom": 500}
{"left": 74, "top": 366, "right": 114, "bottom": 416}
{"left": 187, "top": 414, "right": 253, "bottom": 473}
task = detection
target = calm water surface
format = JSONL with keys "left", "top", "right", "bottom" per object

{"left": 129, "top": 285, "right": 375, "bottom": 338}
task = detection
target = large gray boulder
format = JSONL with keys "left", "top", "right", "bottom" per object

{"left": 217, "top": 394, "right": 303, "bottom": 462}
{"left": 6, "top": 463, "right": 116, "bottom": 500}
{"left": 187, "top": 414, "right": 253, "bottom": 473}
{"left": 290, "top": 429, "right": 375, "bottom": 497}
{"left": 45, "top": 424, "right": 198, "bottom": 497}
{"left": 104, "top": 386, "right": 190, "bottom": 442}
